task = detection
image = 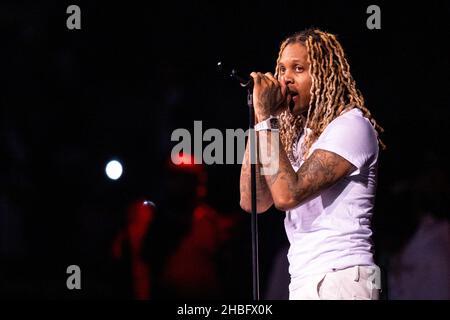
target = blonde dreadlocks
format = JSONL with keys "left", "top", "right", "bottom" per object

{"left": 275, "top": 28, "right": 385, "bottom": 162}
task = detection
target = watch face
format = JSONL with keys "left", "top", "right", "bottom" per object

{"left": 270, "top": 118, "right": 279, "bottom": 129}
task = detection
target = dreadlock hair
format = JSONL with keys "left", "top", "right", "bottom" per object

{"left": 275, "top": 28, "right": 385, "bottom": 162}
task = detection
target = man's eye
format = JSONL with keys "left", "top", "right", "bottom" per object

{"left": 279, "top": 67, "right": 286, "bottom": 73}
{"left": 295, "top": 66, "right": 304, "bottom": 72}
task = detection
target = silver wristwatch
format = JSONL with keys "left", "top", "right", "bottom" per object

{"left": 254, "top": 116, "right": 279, "bottom": 131}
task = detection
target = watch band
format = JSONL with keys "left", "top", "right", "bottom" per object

{"left": 254, "top": 116, "right": 279, "bottom": 131}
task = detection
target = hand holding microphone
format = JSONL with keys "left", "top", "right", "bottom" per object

{"left": 217, "top": 62, "right": 289, "bottom": 121}
{"left": 249, "top": 72, "right": 288, "bottom": 122}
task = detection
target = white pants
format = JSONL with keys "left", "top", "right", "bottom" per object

{"left": 289, "top": 266, "right": 381, "bottom": 300}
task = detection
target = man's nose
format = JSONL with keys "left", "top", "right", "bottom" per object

{"left": 281, "top": 73, "right": 294, "bottom": 84}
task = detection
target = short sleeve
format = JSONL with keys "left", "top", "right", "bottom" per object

{"left": 310, "top": 110, "right": 379, "bottom": 176}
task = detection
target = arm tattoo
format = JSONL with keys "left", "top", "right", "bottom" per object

{"left": 263, "top": 147, "right": 353, "bottom": 208}
{"left": 293, "top": 150, "right": 348, "bottom": 202}
{"left": 240, "top": 142, "right": 273, "bottom": 210}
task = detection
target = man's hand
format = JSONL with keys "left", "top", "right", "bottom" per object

{"left": 250, "top": 72, "right": 287, "bottom": 121}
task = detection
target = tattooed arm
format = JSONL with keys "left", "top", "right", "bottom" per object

{"left": 260, "top": 131, "right": 356, "bottom": 211}
{"left": 239, "top": 137, "right": 274, "bottom": 213}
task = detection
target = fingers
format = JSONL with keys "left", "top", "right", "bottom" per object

{"left": 251, "top": 72, "right": 281, "bottom": 87}
{"left": 265, "top": 72, "right": 287, "bottom": 99}
{"left": 250, "top": 71, "right": 286, "bottom": 116}
{"left": 250, "top": 72, "right": 260, "bottom": 85}
{"left": 252, "top": 72, "right": 271, "bottom": 89}
{"left": 264, "top": 72, "right": 279, "bottom": 87}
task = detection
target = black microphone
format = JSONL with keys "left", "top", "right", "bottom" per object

{"left": 218, "top": 61, "right": 295, "bottom": 111}
{"left": 217, "top": 61, "right": 253, "bottom": 88}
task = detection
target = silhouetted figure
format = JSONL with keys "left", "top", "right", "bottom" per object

{"left": 111, "top": 199, "right": 155, "bottom": 299}
{"left": 112, "top": 153, "right": 240, "bottom": 299}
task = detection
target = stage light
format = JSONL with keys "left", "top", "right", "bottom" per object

{"left": 105, "top": 160, "right": 123, "bottom": 180}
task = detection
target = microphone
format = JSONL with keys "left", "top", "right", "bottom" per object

{"left": 217, "top": 61, "right": 253, "bottom": 88}
{"left": 218, "top": 61, "right": 295, "bottom": 111}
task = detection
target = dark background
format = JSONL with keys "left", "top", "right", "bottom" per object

{"left": 0, "top": 1, "right": 449, "bottom": 299}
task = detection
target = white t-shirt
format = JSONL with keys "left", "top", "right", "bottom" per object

{"left": 285, "top": 108, "right": 379, "bottom": 292}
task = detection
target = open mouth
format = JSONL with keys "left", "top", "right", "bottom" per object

{"left": 288, "top": 91, "right": 298, "bottom": 112}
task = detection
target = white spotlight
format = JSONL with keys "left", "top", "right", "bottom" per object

{"left": 105, "top": 160, "right": 123, "bottom": 180}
